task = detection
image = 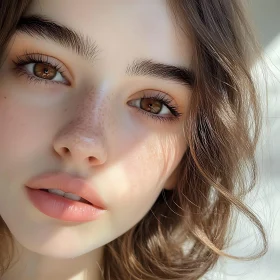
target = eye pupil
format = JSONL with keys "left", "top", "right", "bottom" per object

{"left": 141, "top": 98, "right": 162, "bottom": 114}
{"left": 34, "top": 63, "right": 56, "bottom": 80}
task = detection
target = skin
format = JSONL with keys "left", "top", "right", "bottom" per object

{"left": 0, "top": 0, "right": 192, "bottom": 279}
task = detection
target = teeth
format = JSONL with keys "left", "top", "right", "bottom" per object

{"left": 48, "top": 189, "right": 65, "bottom": 196}
{"left": 47, "top": 189, "right": 87, "bottom": 203}
{"left": 64, "top": 192, "right": 81, "bottom": 201}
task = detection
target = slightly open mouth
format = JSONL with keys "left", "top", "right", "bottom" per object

{"left": 39, "top": 189, "right": 92, "bottom": 205}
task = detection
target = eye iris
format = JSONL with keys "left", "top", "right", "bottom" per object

{"left": 141, "top": 98, "right": 162, "bottom": 114}
{"left": 33, "top": 63, "right": 56, "bottom": 80}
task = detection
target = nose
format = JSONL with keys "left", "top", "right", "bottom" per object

{"left": 53, "top": 120, "right": 107, "bottom": 167}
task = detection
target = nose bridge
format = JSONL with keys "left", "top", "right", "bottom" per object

{"left": 53, "top": 92, "right": 108, "bottom": 166}
{"left": 74, "top": 92, "right": 105, "bottom": 135}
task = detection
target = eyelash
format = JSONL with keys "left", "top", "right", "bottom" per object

{"left": 133, "top": 92, "right": 182, "bottom": 123}
{"left": 12, "top": 53, "right": 182, "bottom": 123}
{"left": 12, "top": 52, "right": 69, "bottom": 86}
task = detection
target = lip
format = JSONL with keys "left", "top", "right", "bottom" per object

{"left": 25, "top": 172, "right": 106, "bottom": 222}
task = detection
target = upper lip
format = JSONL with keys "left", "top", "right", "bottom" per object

{"left": 25, "top": 172, "right": 106, "bottom": 209}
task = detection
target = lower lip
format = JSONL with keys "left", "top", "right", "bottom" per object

{"left": 25, "top": 187, "right": 105, "bottom": 222}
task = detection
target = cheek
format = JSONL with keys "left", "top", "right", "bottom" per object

{"left": 0, "top": 92, "right": 51, "bottom": 175}
{"left": 107, "top": 133, "right": 185, "bottom": 228}
{"left": 0, "top": 95, "right": 30, "bottom": 158}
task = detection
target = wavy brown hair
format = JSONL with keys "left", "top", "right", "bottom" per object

{"left": 0, "top": 0, "right": 267, "bottom": 279}
{"left": 0, "top": 0, "right": 31, "bottom": 275}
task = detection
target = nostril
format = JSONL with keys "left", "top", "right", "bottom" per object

{"left": 62, "top": 147, "right": 70, "bottom": 155}
{"left": 53, "top": 142, "right": 106, "bottom": 165}
{"left": 88, "top": 156, "right": 95, "bottom": 164}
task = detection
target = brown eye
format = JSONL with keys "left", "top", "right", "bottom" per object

{"left": 33, "top": 63, "right": 57, "bottom": 80}
{"left": 14, "top": 54, "right": 69, "bottom": 85}
{"left": 140, "top": 98, "right": 162, "bottom": 114}
{"left": 127, "top": 93, "right": 176, "bottom": 118}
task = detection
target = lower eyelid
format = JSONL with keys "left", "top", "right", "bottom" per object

{"left": 133, "top": 106, "right": 180, "bottom": 123}
{"left": 12, "top": 66, "right": 69, "bottom": 87}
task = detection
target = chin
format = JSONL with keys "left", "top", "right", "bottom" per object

{"left": 33, "top": 244, "right": 87, "bottom": 259}
{"left": 5, "top": 222, "right": 95, "bottom": 259}
{"left": 17, "top": 235, "right": 89, "bottom": 259}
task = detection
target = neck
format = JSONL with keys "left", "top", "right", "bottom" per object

{"left": 2, "top": 239, "right": 104, "bottom": 280}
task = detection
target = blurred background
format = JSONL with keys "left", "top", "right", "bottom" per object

{"left": 205, "top": 1, "right": 280, "bottom": 279}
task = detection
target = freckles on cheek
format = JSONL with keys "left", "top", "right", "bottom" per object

{"left": 116, "top": 135, "right": 182, "bottom": 202}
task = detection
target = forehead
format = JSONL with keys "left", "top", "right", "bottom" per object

{"left": 25, "top": 0, "right": 192, "bottom": 67}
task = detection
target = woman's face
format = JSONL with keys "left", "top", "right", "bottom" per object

{"left": 0, "top": 0, "right": 192, "bottom": 258}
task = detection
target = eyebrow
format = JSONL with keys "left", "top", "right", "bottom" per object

{"left": 126, "top": 59, "right": 195, "bottom": 86}
{"left": 17, "top": 15, "right": 195, "bottom": 87}
{"left": 17, "top": 15, "right": 99, "bottom": 61}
